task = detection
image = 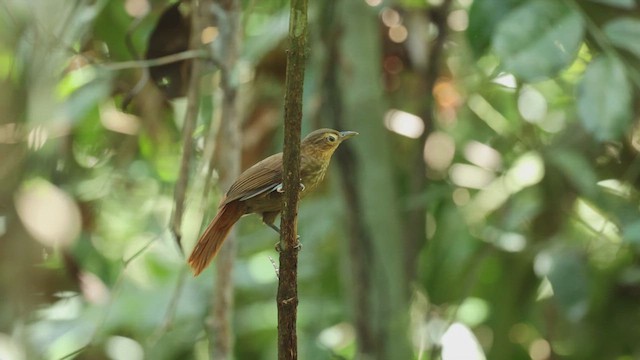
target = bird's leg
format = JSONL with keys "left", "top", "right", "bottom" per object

{"left": 263, "top": 212, "right": 301, "bottom": 252}
{"left": 265, "top": 223, "right": 301, "bottom": 253}
{"left": 266, "top": 222, "right": 281, "bottom": 235}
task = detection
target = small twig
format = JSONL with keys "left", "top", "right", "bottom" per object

{"left": 147, "top": 266, "right": 188, "bottom": 347}
{"left": 123, "top": 239, "right": 155, "bottom": 267}
{"left": 269, "top": 256, "right": 280, "bottom": 278}
{"left": 58, "top": 238, "right": 156, "bottom": 359}
{"left": 97, "top": 49, "right": 208, "bottom": 71}
{"left": 121, "top": 15, "right": 148, "bottom": 110}
{"left": 170, "top": 1, "right": 205, "bottom": 252}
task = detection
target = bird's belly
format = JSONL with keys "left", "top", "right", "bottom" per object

{"left": 242, "top": 175, "right": 322, "bottom": 215}
{"left": 244, "top": 191, "right": 283, "bottom": 214}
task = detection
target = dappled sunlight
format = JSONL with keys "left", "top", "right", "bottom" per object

{"left": 124, "top": 0, "right": 150, "bottom": 18}
{"left": 492, "top": 73, "right": 518, "bottom": 89}
{"left": 467, "top": 94, "right": 510, "bottom": 135}
{"left": 518, "top": 86, "right": 548, "bottom": 123}
{"left": 79, "top": 272, "right": 110, "bottom": 305}
{"left": 574, "top": 199, "right": 619, "bottom": 243}
{"left": 0, "top": 333, "right": 25, "bottom": 360}
{"left": 100, "top": 102, "right": 141, "bottom": 135}
{"left": 317, "top": 322, "right": 355, "bottom": 354}
{"left": 504, "top": 152, "right": 545, "bottom": 191}
{"left": 442, "top": 323, "right": 486, "bottom": 360}
{"left": 464, "top": 141, "right": 502, "bottom": 171}
{"left": 201, "top": 26, "right": 219, "bottom": 44}
{"left": 384, "top": 109, "right": 425, "bottom": 139}
{"left": 105, "top": 336, "right": 144, "bottom": 360}
{"left": 26, "top": 126, "right": 48, "bottom": 150}
{"left": 529, "top": 339, "right": 551, "bottom": 360}
{"left": 15, "top": 179, "right": 81, "bottom": 248}
{"left": 447, "top": 9, "right": 468, "bottom": 32}
{"left": 464, "top": 152, "right": 544, "bottom": 222}
{"left": 449, "top": 163, "right": 495, "bottom": 189}
{"left": 423, "top": 131, "right": 455, "bottom": 172}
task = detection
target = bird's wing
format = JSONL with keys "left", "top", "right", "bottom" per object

{"left": 224, "top": 152, "right": 283, "bottom": 204}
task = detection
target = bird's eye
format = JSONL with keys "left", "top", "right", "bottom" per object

{"left": 327, "top": 135, "right": 337, "bottom": 142}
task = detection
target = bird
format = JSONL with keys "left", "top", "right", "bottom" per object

{"left": 188, "top": 128, "right": 358, "bottom": 276}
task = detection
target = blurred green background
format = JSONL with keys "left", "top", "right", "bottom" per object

{"left": 2, "top": 0, "right": 640, "bottom": 359}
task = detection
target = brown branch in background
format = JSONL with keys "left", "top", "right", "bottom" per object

{"left": 208, "top": 0, "right": 242, "bottom": 359}
{"left": 100, "top": 50, "right": 207, "bottom": 71}
{"left": 277, "top": 0, "right": 308, "bottom": 357}
{"left": 404, "top": 0, "right": 453, "bottom": 282}
{"left": 170, "top": 0, "right": 205, "bottom": 252}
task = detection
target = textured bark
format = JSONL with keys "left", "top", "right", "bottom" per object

{"left": 277, "top": 0, "right": 308, "bottom": 358}
{"left": 208, "top": 0, "right": 242, "bottom": 359}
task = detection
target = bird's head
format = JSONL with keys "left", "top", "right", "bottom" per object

{"left": 301, "top": 128, "right": 358, "bottom": 157}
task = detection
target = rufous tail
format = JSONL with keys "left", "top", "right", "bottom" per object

{"left": 188, "top": 201, "right": 243, "bottom": 276}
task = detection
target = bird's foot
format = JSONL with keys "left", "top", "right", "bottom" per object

{"left": 275, "top": 182, "right": 305, "bottom": 193}
{"left": 274, "top": 237, "right": 302, "bottom": 252}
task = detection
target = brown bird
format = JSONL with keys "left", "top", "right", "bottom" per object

{"left": 188, "top": 128, "right": 358, "bottom": 275}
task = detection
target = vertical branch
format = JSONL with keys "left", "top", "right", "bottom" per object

{"left": 170, "top": 0, "right": 204, "bottom": 251}
{"left": 404, "top": 0, "right": 452, "bottom": 282}
{"left": 208, "top": 0, "right": 242, "bottom": 359}
{"left": 278, "top": 0, "right": 308, "bottom": 358}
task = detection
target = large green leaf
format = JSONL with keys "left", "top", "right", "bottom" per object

{"left": 577, "top": 56, "right": 632, "bottom": 141}
{"left": 467, "top": 0, "right": 525, "bottom": 57}
{"left": 547, "top": 150, "right": 598, "bottom": 197}
{"left": 604, "top": 17, "right": 640, "bottom": 58}
{"left": 493, "top": 0, "right": 584, "bottom": 81}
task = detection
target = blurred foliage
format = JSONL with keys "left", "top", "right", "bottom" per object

{"left": 3, "top": 0, "right": 640, "bottom": 359}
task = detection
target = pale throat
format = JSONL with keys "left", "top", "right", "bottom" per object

{"left": 300, "top": 147, "right": 336, "bottom": 192}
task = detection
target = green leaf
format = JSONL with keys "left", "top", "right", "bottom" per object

{"left": 547, "top": 150, "right": 598, "bottom": 197}
{"left": 493, "top": 0, "right": 584, "bottom": 81}
{"left": 587, "top": 0, "right": 636, "bottom": 9}
{"left": 64, "top": 74, "right": 112, "bottom": 121}
{"left": 577, "top": 56, "right": 632, "bottom": 141}
{"left": 604, "top": 18, "right": 640, "bottom": 58}
{"left": 467, "top": 0, "right": 525, "bottom": 57}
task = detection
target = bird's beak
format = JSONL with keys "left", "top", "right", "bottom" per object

{"left": 339, "top": 131, "right": 359, "bottom": 140}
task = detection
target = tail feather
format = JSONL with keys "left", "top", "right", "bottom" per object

{"left": 188, "top": 201, "right": 243, "bottom": 276}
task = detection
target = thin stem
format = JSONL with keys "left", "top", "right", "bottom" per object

{"left": 277, "top": 0, "right": 308, "bottom": 357}
{"left": 170, "top": 0, "right": 205, "bottom": 251}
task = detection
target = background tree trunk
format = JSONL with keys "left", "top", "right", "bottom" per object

{"left": 335, "top": 1, "right": 412, "bottom": 358}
